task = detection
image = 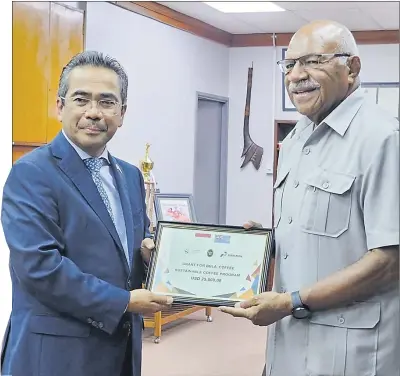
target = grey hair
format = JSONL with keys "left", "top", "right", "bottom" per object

{"left": 291, "top": 20, "right": 360, "bottom": 57}
{"left": 57, "top": 51, "right": 128, "bottom": 104}
{"left": 332, "top": 25, "right": 359, "bottom": 56}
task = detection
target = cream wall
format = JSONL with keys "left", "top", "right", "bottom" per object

{"left": 85, "top": 2, "right": 230, "bottom": 194}
{"left": 86, "top": 2, "right": 399, "bottom": 228}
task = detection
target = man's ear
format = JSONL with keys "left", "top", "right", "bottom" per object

{"left": 119, "top": 104, "right": 127, "bottom": 128}
{"left": 347, "top": 56, "right": 361, "bottom": 85}
{"left": 56, "top": 97, "right": 64, "bottom": 122}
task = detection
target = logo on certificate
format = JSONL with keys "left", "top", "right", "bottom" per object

{"left": 220, "top": 250, "right": 242, "bottom": 258}
{"left": 214, "top": 234, "right": 230, "bottom": 244}
{"left": 184, "top": 249, "right": 201, "bottom": 254}
{"left": 207, "top": 249, "right": 214, "bottom": 257}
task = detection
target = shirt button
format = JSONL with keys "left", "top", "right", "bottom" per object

{"left": 322, "top": 181, "right": 330, "bottom": 189}
{"left": 303, "top": 147, "right": 310, "bottom": 155}
{"left": 288, "top": 216, "right": 293, "bottom": 224}
{"left": 127, "top": 278, "right": 132, "bottom": 290}
{"left": 293, "top": 180, "right": 299, "bottom": 188}
{"left": 338, "top": 316, "right": 345, "bottom": 324}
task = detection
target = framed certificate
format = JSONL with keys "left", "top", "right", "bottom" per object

{"left": 145, "top": 221, "right": 274, "bottom": 307}
{"left": 154, "top": 193, "right": 197, "bottom": 223}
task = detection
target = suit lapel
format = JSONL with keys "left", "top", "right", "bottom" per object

{"left": 50, "top": 133, "right": 128, "bottom": 270}
{"left": 109, "top": 156, "right": 134, "bottom": 263}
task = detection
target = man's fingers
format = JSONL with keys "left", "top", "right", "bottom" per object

{"left": 141, "top": 237, "right": 155, "bottom": 250}
{"left": 149, "top": 302, "right": 165, "bottom": 313}
{"left": 239, "top": 298, "right": 258, "bottom": 309}
{"left": 150, "top": 293, "right": 173, "bottom": 305}
{"left": 218, "top": 306, "right": 249, "bottom": 318}
{"left": 243, "top": 220, "right": 263, "bottom": 229}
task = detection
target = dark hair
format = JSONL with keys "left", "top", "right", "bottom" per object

{"left": 58, "top": 51, "right": 128, "bottom": 104}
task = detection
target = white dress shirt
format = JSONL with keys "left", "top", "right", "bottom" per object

{"left": 62, "top": 130, "right": 130, "bottom": 267}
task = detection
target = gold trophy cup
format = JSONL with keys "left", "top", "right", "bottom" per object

{"left": 140, "top": 143, "right": 154, "bottom": 183}
{"left": 140, "top": 143, "right": 156, "bottom": 231}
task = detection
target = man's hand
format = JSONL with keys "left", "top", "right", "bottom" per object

{"left": 243, "top": 220, "right": 263, "bottom": 229}
{"left": 140, "top": 237, "right": 155, "bottom": 264}
{"left": 127, "top": 289, "right": 173, "bottom": 315}
{"left": 219, "top": 292, "right": 292, "bottom": 326}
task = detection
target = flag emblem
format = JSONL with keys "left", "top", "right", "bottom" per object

{"left": 214, "top": 234, "right": 230, "bottom": 244}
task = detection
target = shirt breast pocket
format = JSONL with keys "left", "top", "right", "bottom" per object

{"left": 300, "top": 168, "right": 356, "bottom": 237}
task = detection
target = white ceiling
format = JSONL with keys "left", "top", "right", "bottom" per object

{"left": 158, "top": 1, "right": 399, "bottom": 34}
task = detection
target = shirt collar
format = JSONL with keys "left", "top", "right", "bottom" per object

{"left": 62, "top": 129, "right": 110, "bottom": 163}
{"left": 311, "top": 88, "right": 364, "bottom": 136}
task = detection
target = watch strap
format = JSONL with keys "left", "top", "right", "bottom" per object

{"left": 291, "top": 291, "right": 310, "bottom": 310}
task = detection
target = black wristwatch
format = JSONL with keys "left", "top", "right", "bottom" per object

{"left": 291, "top": 291, "right": 311, "bottom": 319}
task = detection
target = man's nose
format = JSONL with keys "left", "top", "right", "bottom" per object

{"left": 84, "top": 106, "right": 103, "bottom": 120}
{"left": 287, "top": 62, "right": 308, "bottom": 83}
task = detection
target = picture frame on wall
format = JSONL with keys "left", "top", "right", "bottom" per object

{"left": 361, "top": 82, "right": 399, "bottom": 119}
{"left": 153, "top": 193, "right": 197, "bottom": 224}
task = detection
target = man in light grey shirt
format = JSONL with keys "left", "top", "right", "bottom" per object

{"left": 221, "top": 20, "right": 399, "bottom": 376}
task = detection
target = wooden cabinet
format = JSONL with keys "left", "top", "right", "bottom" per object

{"left": 12, "top": 145, "right": 42, "bottom": 164}
{"left": 47, "top": 2, "right": 85, "bottom": 142}
{"left": 13, "top": 2, "right": 50, "bottom": 145}
{"left": 12, "top": 2, "right": 84, "bottom": 163}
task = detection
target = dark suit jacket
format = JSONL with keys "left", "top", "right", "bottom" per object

{"left": 1, "top": 131, "right": 150, "bottom": 376}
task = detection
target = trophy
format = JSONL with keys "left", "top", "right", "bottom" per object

{"left": 140, "top": 143, "right": 156, "bottom": 232}
{"left": 140, "top": 143, "right": 154, "bottom": 183}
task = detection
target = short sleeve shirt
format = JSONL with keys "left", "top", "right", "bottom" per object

{"left": 266, "top": 88, "right": 400, "bottom": 376}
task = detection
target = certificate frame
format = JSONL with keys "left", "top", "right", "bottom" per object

{"left": 145, "top": 221, "right": 274, "bottom": 307}
{"left": 153, "top": 193, "right": 197, "bottom": 223}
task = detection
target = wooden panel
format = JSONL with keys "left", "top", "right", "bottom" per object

{"left": 231, "top": 30, "right": 399, "bottom": 47}
{"left": 112, "top": 1, "right": 232, "bottom": 46}
{"left": 230, "top": 33, "right": 275, "bottom": 47}
{"left": 351, "top": 30, "right": 400, "bottom": 45}
{"left": 12, "top": 2, "right": 50, "bottom": 144}
{"left": 47, "top": 3, "right": 84, "bottom": 143}
{"left": 12, "top": 144, "right": 43, "bottom": 164}
{"left": 111, "top": 2, "right": 399, "bottom": 47}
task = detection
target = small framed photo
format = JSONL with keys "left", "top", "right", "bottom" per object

{"left": 154, "top": 193, "right": 197, "bottom": 223}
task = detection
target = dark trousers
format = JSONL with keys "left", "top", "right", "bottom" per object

{"left": 120, "top": 335, "right": 133, "bottom": 376}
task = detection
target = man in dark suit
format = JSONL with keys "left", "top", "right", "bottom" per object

{"left": 1, "top": 51, "right": 173, "bottom": 376}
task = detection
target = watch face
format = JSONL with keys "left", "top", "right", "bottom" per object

{"left": 293, "top": 307, "right": 311, "bottom": 319}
